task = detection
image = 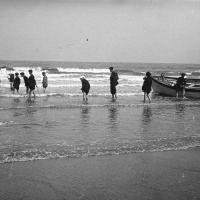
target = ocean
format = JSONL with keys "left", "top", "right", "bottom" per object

{"left": 0, "top": 60, "right": 200, "bottom": 163}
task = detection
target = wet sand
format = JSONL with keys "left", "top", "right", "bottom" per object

{"left": 0, "top": 150, "right": 200, "bottom": 200}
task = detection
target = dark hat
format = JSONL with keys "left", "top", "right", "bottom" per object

{"left": 20, "top": 72, "right": 24, "bottom": 75}
{"left": 146, "top": 71, "right": 151, "bottom": 76}
{"left": 15, "top": 72, "right": 19, "bottom": 76}
{"left": 28, "top": 69, "right": 33, "bottom": 73}
{"left": 181, "top": 73, "right": 186, "bottom": 76}
{"left": 109, "top": 67, "right": 113, "bottom": 70}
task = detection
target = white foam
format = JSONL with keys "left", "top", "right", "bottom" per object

{"left": 57, "top": 67, "right": 109, "bottom": 73}
{"left": 13, "top": 66, "right": 42, "bottom": 72}
{"left": 0, "top": 121, "right": 16, "bottom": 126}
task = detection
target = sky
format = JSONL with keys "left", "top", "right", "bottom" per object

{"left": 0, "top": 0, "right": 200, "bottom": 63}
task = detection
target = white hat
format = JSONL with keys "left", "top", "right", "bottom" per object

{"left": 80, "top": 75, "right": 85, "bottom": 80}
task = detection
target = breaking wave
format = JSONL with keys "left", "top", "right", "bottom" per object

{"left": 1, "top": 136, "right": 200, "bottom": 164}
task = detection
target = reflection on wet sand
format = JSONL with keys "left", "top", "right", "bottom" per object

{"left": 140, "top": 105, "right": 153, "bottom": 135}
{"left": 175, "top": 104, "right": 185, "bottom": 119}
{"left": 80, "top": 106, "right": 90, "bottom": 127}
{"left": 107, "top": 105, "right": 119, "bottom": 133}
{"left": 142, "top": 105, "right": 152, "bottom": 124}
{"left": 109, "top": 106, "right": 118, "bottom": 123}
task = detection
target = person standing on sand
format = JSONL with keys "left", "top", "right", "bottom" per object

{"left": 175, "top": 73, "right": 187, "bottom": 99}
{"left": 42, "top": 72, "right": 48, "bottom": 93}
{"left": 13, "top": 73, "right": 21, "bottom": 94}
{"left": 109, "top": 67, "right": 119, "bottom": 100}
{"left": 80, "top": 75, "right": 90, "bottom": 101}
{"left": 142, "top": 71, "right": 152, "bottom": 103}
{"left": 28, "top": 69, "right": 37, "bottom": 98}
{"left": 20, "top": 72, "right": 29, "bottom": 94}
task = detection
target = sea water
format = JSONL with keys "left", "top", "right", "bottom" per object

{"left": 0, "top": 61, "right": 200, "bottom": 163}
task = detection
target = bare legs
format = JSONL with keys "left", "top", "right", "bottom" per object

{"left": 182, "top": 88, "right": 185, "bottom": 99}
{"left": 28, "top": 90, "right": 36, "bottom": 99}
{"left": 176, "top": 88, "right": 185, "bottom": 99}
{"left": 112, "top": 94, "right": 117, "bottom": 101}
{"left": 82, "top": 92, "right": 88, "bottom": 102}
{"left": 143, "top": 92, "right": 151, "bottom": 103}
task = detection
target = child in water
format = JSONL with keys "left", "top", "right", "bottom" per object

{"left": 175, "top": 73, "right": 187, "bottom": 99}
{"left": 8, "top": 73, "right": 14, "bottom": 91}
{"left": 13, "top": 73, "right": 21, "bottom": 94}
{"left": 42, "top": 72, "right": 48, "bottom": 93}
{"left": 80, "top": 75, "right": 90, "bottom": 101}
{"left": 20, "top": 72, "right": 29, "bottom": 94}
{"left": 142, "top": 71, "right": 152, "bottom": 103}
{"left": 109, "top": 67, "right": 119, "bottom": 100}
{"left": 28, "top": 69, "right": 37, "bottom": 98}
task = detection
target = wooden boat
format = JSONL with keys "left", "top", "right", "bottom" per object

{"left": 151, "top": 75, "right": 200, "bottom": 99}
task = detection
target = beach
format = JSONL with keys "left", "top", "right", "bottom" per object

{"left": 1, "top": 61, "right": 200, "bottom": 199}
{"left": 1, "top": 0, "right": 200, "bottom": 198}
{"left": 0, "top": 149, "right": 200, "bottom": 200}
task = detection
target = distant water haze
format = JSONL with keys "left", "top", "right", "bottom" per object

{"left": 0, "top": 0, "right": 200, "bottom": 63}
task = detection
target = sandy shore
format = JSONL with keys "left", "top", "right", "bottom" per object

{"left": 0, "top": 150, "right": 200, "bottom": 200}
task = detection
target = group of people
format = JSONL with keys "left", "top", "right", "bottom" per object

{"left": 142, "top": 71, "right": 187, "bottom": 103}
{"left": 7, "top": 67, "right": 119, "bottom": 101}
{"left": 7, "top": 67, "right": 186, "bottom": 102}
{"left": 81, "top": 67, "right": 152, "bottom": 103}
{"left": 80, "top": 66, "right": 119, "bottom": 101}
{"left": 8, "top": 70, "right": 48, "bottom": 98}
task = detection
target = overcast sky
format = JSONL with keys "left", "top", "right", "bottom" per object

{"left": 0, "top": 0, "right": 200, "bottom": 63}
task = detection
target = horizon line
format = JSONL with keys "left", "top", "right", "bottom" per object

{"left": 0, "top": 59, "right": 199, "bottom": 66}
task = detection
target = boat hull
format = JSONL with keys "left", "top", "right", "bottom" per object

{"left": 152, "top": 77, "right": 200, "bottom": 99}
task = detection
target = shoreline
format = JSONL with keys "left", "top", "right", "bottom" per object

{"left": 0, "top": 149, "right": 200, "bottom": 200}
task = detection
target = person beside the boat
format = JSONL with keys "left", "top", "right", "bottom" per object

{"left": 175, "top": 73, "right": 187, "bottom": 98}
{"left": 142, "top": 71, "right": 152, "bottom": 103}
{"left": 160, "top": 73, "right": 165, "bottom": 82}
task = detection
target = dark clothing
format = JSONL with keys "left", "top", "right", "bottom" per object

{"left": 110, "top": 71, "right": 119, "bottom": 86}
{"left": 142, "top": 76, "right": 152, "bottom": 94}
{"left": 29, "top": 74, "right": 36, "bottom": 90}
{"left": 42, "top": 75, "right": 48, "bottom": 88}
{"left": 110, "top": 84, "right": 116, "bottom": 95}
{"left": 13, "top": 77, "right": 20, "bottom": 89}
{"left": 175, "top": 76, "right": 186, "bottom": 91}
{"left": 8, "top": 74, "right": 14, "bottom": 83}
{"left": 8, "top": 74, "right": 14, "bottom": 91}
{"left": 110, "top": 71, "right": 119, "bottom": 95}
{"left": 13, "top": 77, "right": 20, "bottom": 90}
{"left": 81, "top": 79, "right": 90, "bottom": 95}
{"left": 23, "top": 76, "right": 29, "bottom": 93}
{"left": 23, "top": 76, "right": 29, "bottom": 87}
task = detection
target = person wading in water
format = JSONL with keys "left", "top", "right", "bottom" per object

{"left": 28, "top": 69, "right": 37, "bottom": 99}
{"left": 142, "top": 71, "right": 152, "bottom": 103}
{"left": 20, "top": 72, "right": 29, "bottom": 94}
{"left": 80, "top": 75, "right": 90, "bottom": 101}
{"left": 109, "top": 67, "right": 119, "bottom": 100}
{"left": 175, "top": 73, "right": 187, "bottom": 99}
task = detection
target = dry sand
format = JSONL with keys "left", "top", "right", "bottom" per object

{"left": 0, "top": 150, "right": 200, "bottom": 200}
